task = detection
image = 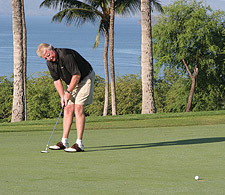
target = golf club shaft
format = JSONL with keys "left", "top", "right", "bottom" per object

{"left": 44, "top": 107, "right": 64, "bottom": 151}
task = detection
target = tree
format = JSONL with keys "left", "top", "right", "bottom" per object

{"left": 102, "top": 21, "right": 110, "bottom": 116}
{"left": 40, "top": 0, "right": 141, "bottom": 116}
{"left": 141, "top": 0, "right": 163, "bottom": 114}
{"left": 154, "top": 67, "right": 190, "bottom": 113}
{"left": 153, "top": 0, "right": 225, "bottom": 112}
{"left": 109, "top": 0, "right": 117, "bottom": 115}
{"left": 11, "top": 0, "right": 26, "bottom": 122}
{"left": 21, "top": 0, "right": 27, "bottom": 120}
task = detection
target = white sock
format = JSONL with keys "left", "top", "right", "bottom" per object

{"left": 76, "top": 139, "right": 83, "bottom": 146}
{"left": 62, "top": 138, "right": 68, "bottom": 145}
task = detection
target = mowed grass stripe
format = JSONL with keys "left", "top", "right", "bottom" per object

{"left": 0, "top": 110, "right": 225, "bottom": 133}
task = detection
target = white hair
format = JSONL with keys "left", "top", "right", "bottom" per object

{"left": 36, "top": 43, "right": 54, "bottom": 57}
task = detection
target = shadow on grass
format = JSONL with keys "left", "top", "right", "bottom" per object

{"left": 86, "top": 137, "right": 225, "bottom": 152}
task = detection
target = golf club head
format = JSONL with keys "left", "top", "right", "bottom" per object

{"left": 41, "top": 150, "right": 48, "bottom": 153}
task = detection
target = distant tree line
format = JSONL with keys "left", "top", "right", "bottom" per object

{"left": 1, "top": 69, "right": 224, "bottom": 122}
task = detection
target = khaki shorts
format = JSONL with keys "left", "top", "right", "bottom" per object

{"left": 67, "top": 70, "right": 95, "bottom": 106}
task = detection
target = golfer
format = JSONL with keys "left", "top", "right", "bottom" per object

{"left": 36, "top": 43, "right": 95, "bottom": 152}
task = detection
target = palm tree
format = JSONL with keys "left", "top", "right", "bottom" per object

{"left": 141, "top": 0, "right": 163, "bottom": 114}
{"left": 11, "top": 0, "right": 25, "bottom": 122}
{"left": 109, "top": 0, "right": 116, "bottom": 115}
{"left": 102, "top": 23, "right": 110, "bottom": 116}
{"left": 21, "top": 0, "right": 27, "bottom": 120}
{"left": 40, "top": 0, "right": 140, "bottom": 116}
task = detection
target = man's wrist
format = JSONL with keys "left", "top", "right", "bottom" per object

{"left": 66, "top": 90, "right": 72, "bottom": 95}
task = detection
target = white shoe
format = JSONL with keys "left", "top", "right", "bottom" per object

{"left": 64, "top": 143, "right": 84, "bottom": 152}
{"left": 49, "top": 142, "right": 69, "bottom": 150}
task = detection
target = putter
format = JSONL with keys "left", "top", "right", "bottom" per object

{"left": 41, "top": 107, "right": 64, "bottom": 153}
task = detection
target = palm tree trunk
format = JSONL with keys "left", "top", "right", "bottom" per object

{"left": 141, "top": 0, "right": 156, "bottom": 114}
{"left": 11, "top": 0, "right": 24, "bottom": 122}
{"left": 103, "top": 29, "right": 109, "bottom": 116}
{"left": 182, "top": 59, "right": 199, "bottom": 112}
{"left": 21, "top": 0, "right": 27, "bottom": 121}
{"left": 109, "top": 0, "right": 117, "bottom": 115}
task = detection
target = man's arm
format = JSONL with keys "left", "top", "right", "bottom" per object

{"left": 67, "top": 74, "right": 81, "bottom": 93}
{"left": 54, "top": 79, "right": 64, "bottom": 96}
{"left": 64, "top": 74, "right": 81, "bottom": 106}
{"left": 54, "top": 79, "right": 65, "bottom": 107}
{"left": 54, "top": 75, "right": 81, "bottom": 107}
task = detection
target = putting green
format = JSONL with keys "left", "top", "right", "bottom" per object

{"left": 0, "top": 123, "right": 225, "bottom": 194}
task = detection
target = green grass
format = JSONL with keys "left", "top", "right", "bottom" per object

{"left": 0, "top": 111, "right": 225, "bottom": 194}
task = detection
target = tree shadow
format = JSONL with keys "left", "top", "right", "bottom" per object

{"left": 86, "top": 137, "right": 225, "bottom": 152}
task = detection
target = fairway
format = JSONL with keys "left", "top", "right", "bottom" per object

{"left": 0, "top": 114, "right": 225, "bottom": 194}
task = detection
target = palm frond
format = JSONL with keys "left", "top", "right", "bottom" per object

{"left": 41, "top": 0, "right": 101, "bottom": 12}
{"left": 114, "top": 0, "right": 164, "bottom": 15}
{"left": 52, "top": 8, "right": 100, "bottom": 26}
{"left": 40, "top": 0, "right": 63, "bottom": 9}
{"left": 93, "top": 20, "right": 105, "bottom": 48}
{"left": 151, "top": 0, "right": 164, "bottom": 13}
{"left": 115, "top": 0, "right": 141, "bottom": 16}
{"left": 85, "top": 0, "right": 110, "bottom": 9}
{"left": 40, "top": 0, "right": 78, "bottom": 9}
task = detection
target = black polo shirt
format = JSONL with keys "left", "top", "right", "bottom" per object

{"left": 47, "top": 48, "right": 93, "bottom": 85}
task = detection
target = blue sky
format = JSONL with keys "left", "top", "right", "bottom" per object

{"left": 1, "top": 0, "right": 225, "bottom": 16}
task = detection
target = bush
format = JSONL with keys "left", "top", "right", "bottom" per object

{"left": 116, "top": 74, "right": 142, "bottom": 115}
{"left": 0, "top": 76, "right": 13, "bottom": 122}
{"left": 1, "top": 69, "right": 224, "bottom": 122}
{"left": 85, "top": 74, "right": 142, "bottom": 116}
{"left": 85, "top": 75, "right": 105, "bottom": 116}
{"left": 27, "top": 72, "right": 61, "bottom": 120}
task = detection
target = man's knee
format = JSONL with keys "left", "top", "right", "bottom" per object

{"left": 64, "top": 105, "right": 74, "bottom": 115}
{"left": 74, "top": 104, "right": 84, "bottom": 117}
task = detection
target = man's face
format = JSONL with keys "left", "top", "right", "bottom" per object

{"left": 42, "top": 49, "right": 57, "bottom": 62}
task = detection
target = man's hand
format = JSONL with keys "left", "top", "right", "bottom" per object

{"left": 62, "top": 92, "right": 71, "bottom": 107}
{"left": 61, "top": 96, "right": 65, "bottom": 107}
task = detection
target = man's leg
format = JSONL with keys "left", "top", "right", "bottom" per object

{"left": 64, "top": 72, "right": 94, "bottom": 152}
{"left": 49, "top": 104, "right": 74, "bottom": 150}
{"left": 64, "top": 104, "right": 85, "bottom": 152}
{"left": 61, "top": 104, "right": 75, "bottom": 147}
{"left": 74, "top": 104, "right": 85, "bottom": 140}
{"left": 63, "top": 104, "right": 75, "bottom": 138}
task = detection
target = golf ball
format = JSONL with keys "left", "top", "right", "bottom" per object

{"left": 195, "top": 176, "right": 199, "bottom": 180}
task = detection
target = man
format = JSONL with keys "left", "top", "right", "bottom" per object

{"left": 36, "top": 43, "right": 95, "bottom": 152}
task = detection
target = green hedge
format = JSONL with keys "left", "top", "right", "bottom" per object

{"left": 0, "top": 70, "right": 224, "bottom": 122}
